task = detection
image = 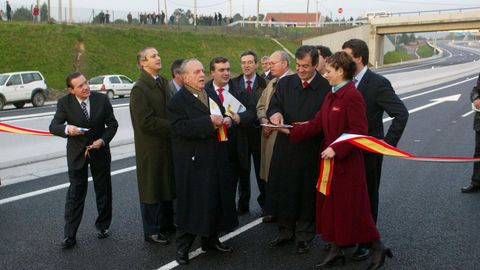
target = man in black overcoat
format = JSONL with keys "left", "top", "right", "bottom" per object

{"left": 50, "top": 72, "right": 118, "bottom": 248}
{"left": 168, "top": 58, "right": 238, "bottom": 265}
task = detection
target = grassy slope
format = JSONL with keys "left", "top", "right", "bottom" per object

{"left": 417, "top": 43, "right": 434, "bottom": 58}
{"left": 383, "top": 50, "right": 415, "bottom": 64}
{"left": 0, "top": 23, "right": 299, "bottom": 90}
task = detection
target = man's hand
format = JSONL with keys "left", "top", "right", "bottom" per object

{"left": 269, "top": 112, "right": 284, "bottom": 126}
{"left": 223, "top": 117, "right": 232, "bottom": 128}
{"left": 87, "top": 139, "right": 104, "bottom": 150}
{"left": 67, "top": 125, "right": 85, "bottom": 136}
{"left": 210, "top": 115, "right": 223, "bottom": 128}
{"left": 474, "top": 99, "right": 480, "bottom": 110}
{"left": 321, "top": 147, "right": 336, "bottom": 159}
{"left": 231, "top": 112, "right": 241, "bottom": 124}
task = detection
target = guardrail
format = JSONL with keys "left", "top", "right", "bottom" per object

{"left": 391, "top": 6, "right": 480, "bottom": 17}
{"left": 227, "top": 20, "right": 367, "bottom": 28}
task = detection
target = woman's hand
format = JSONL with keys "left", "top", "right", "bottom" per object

{"left": 321, "top": 147, "right": 336, "bottom": 159}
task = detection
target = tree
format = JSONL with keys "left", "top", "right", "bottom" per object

{"left": 232, "top": 13, "right": 242, "bottom": 22}
{"left": 40, "top": 3, "right": 48, "bottom": 22}
{"left": 13, "top": 7, "right": 33, "bottom": 21}
{"left": 409, "top": 33, "right": 416, "bottom": 44}
{"left": 399, "top": 33, "right": 409, "bottom": 45}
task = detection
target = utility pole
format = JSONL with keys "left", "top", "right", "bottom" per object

{"left": 157, "top": 0, "right": 160, "bottom": 15}
{"left": 255, "top": 0, "right": 260, "bottom": 29}
{"left": 194, "top": 0, "right": 197, "bottom": 26}
{"left": 68, "top": 0, "right": 72, "bottom": 23}
{"left": 58, "top": 0, "right": 62, "bottom": 22}
{"left": 48, "top": 0, "right": 51, "bottom": 22}
{"left": 305, "top": 0, "right": 310, "bottom": 27}
{"left": 229, "top": 0, "right": 232, "bottom": 20}
{"left": 164, "top": 0, "right": 168, "bottom": 24}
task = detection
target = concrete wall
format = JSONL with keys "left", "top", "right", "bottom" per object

{"left": 302, "top": 25, "right": 371, "bottom": 54}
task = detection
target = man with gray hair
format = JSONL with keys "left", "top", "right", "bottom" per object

{"left": 130, "top": 47, "right": 176, "bottom": 245}
{"left": 260, "top": 55, "right": 273, "bottom": 82}
{"left": 169, "top": 58, "right": 184, "bottom": 96}
{"left": 168, "top": 58, "right": 238, "bottom": 265}
{"left": 256, "top": 50, "right": 293, "bottom": 224}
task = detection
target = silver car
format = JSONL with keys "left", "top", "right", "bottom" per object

{"left": 88, "top": 75, "right": 134, "bottom": 99}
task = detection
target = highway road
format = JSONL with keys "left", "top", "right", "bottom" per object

{"left": 1, "top": 45, "right": 480, "bottom": 269}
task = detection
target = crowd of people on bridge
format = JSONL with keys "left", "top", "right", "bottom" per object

{"left": 49, "top": 39, "right": 410, "bottom": 270}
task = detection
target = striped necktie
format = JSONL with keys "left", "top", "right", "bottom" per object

{"left": 81, "top": 101, "right": 89, "bottom": 121}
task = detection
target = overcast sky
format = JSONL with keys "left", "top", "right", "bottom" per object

{"left": 5, "top": 0, "right": 480, "bottom": 20}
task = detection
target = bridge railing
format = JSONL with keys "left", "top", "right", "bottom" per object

{"left": 391, "top": 6, "right": 480, "bottom": 17}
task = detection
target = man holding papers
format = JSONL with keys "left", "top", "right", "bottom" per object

{"left": 168, "top": 58, "right": 238, "bottom": 265}
{"left": 206, "top": 56, "right": 256, "bottom": 215}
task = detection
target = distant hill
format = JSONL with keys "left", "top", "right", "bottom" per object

{"left": 0, "top": 23, "right": 300, "bottom": 90}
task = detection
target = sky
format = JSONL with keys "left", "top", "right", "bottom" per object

{"left": 4, "top": 0, "right": 480, "bottom": 21}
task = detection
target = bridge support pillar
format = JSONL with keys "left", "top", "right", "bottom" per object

{"left": 368, "top": 26, "right": 384, "bottom": 67}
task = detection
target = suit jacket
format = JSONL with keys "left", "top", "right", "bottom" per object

{"left": 167, "top": 86, "right": 238, "bottom": 236}
{"left": 357, "top": 69, "right": 408, "bottom": 146}
{"left": 205, "top": 79, "right": 256, "bottom": 170}
{"left": 470, "top": 73, "right": 480, "bottom": 131}
{"left": 232, "top": 73, "right": 267, "bottom": 108}
{"left": 130, "top": 70, "right": 175, "bottom": 203}
{"left": 49, "top": 92, "right": 118, "bottom": 170}
{"left": 168, "top": 79, "right": 180, "bottom": 97}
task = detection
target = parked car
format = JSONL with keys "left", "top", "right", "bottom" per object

{"left": 88, "top": 75, "right": 134, "bottom": 99}
{"left": 0, "top": 71, "right": 49, "bottom": 110}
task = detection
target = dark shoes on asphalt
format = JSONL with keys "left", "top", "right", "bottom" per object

{"left": 262, "top": 215, "right": 276, "bottom": 223}
{"left": 461, "top": 182, "right": 480, "bottom": 193}
{"left": 144, "top": 234, "right": 169, "bottom": 245}
{"left": 97, "top": 229, "right": 110, "bottom": 239}
{"left": 296, "top": 241, "right": 311, "bottom": 254}
{"left": 201, "top": 241, "right": 233, "bottom": 253}
{"left": 268, "top": 237, "right": 293, "bottom": 248}
{"left": 176, "top": 251, "right": 189, "bottom": 265}
{"left": 61, "top": 237, "right": 76, "bottom": 248}
{"left": 352, "top": 246, "right": 373, "bottom": 261}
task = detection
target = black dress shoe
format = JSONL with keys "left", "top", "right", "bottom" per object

{"left": 144, "top": 234, "right": 169, "bottom": 245}
{"left": 61, "top": 237, "right": 76, "bottom": 248}
{"left": 461, "top": 182, "right": 480, "bottom": 193}
{"left": 176, "top": 251, "right": 189, "bottom": 265}
{"left": 269, "top": 237, "right": 293, "bottom": 248}
{"left": 352, "top": 246, "right": 372, "bottom": 261}
{"left": 366, "top": 248, "right": 393, "bottom": 270}
{"left": 262, "top": 215, "right": 276, "bottom": 223}
{"left": 315, "top": 251, "right": 346, "bottom": 268}
{"left": 296, "top": 241, "right": 311, "bottom": 254}
{"left": 202, "top": 241, "right": 233, "bottom": 253}
{"left": 97, "top": 229, "right": 109, "bottom": 239}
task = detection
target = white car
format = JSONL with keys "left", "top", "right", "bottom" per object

{"left": 88, "top": 75, "right": 134, "bottom": 99}
{"left": 0, "top": 71, "right": 49, "bottom": 110}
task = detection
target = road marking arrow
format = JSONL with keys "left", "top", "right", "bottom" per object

{"left": 383, "top": 94, "right": 461, "bottom": 123}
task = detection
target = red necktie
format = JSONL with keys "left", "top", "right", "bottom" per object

{"left": 218, "top": 87, "right": 224, "bottom": 103}
{"left": 303, "top": 81, "right": 309, "bottom": 88}
{"left": 246, "top": 80, "right": 252, "bottom": 94}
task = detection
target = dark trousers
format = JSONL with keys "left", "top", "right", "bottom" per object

{"left": 472, "top": 131, "right": 480, "bottom": 184}
{"left": 64, "top": 162, "right": 112, "bottom": 238}
{"left": 140, "top": 201, "right": 174, "bottom": 235}
{"left": 363, "top": 152, "right": 383, "bottom": 224}
{"left": 176, "top": 231, "right": 219, "bottom": 254}
{"left": 278, "top": 217, "right": 315, "bottom": 242}
{"left": 237, "top": 128, "right": 265, "bottom": 209}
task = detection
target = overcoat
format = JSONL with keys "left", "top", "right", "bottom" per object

{"left": 167, "top": 86, "right": 238, "bottom": 236}
{"left": 290, "top": 82, "right": 380, "bottom": 245}
{"left": 266, "top": 73, "right": 329, "bottom": 221}
{"left": 130, "top": 70, "right": 175, "bottom": 203}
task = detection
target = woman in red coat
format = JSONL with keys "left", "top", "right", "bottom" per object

{"left": 279, "top": 52, "right": 392, "bottom": 270}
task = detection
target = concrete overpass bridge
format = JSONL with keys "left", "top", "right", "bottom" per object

{"left": 303, "top": 9, "right": 480, "bottom": 66}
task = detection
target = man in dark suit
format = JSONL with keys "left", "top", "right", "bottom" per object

{"left": 168, "top": 58, "right": 237, "bottom": 265}
{"left": 130, "top": 47, "right": 175, "bottom": 245}
{"left": 50, "top": 72, "right": 118, "bottom": 248}
{"left": 267, "top": 45, "right": 330, "bottom": 254}
{"left": 232, "top": 51, "right": 267, "bottom": 214}
{"left": 342, "top": 38, "right": 409, "bottom": 261}
{"left": 169, "top": 58, "right": 184, "bottom": 96}
{"left": 260, "top": 55, "right": 273, "bottom": 82}
{"left": 462, "top": 73, "right": 480, "bottom": 193}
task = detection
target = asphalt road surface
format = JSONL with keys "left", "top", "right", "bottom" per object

{"left": 2, "top": 47, "right": 480, "bottom": 270}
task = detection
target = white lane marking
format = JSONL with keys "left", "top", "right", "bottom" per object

{"left": 462, "top": 110, "right": 475, "bottom": 117}
{"left": 400, "top": 77, "right": 476, "bottom": 101}
{"left": 0, "top": 166, "right": 136, "bottom": 205}
{"left": 0, "top": 103, "right": 130, "bottom": 122}
{"left": 156, "top": 218, "right": 263, "bottom": 270}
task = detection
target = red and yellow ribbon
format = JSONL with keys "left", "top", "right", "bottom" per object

{"left": 0, "top": 122, "right": 52, "bottom": 136}
{"left": 318, "top": 134, "right": 480, "bottom": 195}
{"left": 216, "top": 124, "right": 228, "bottom": 142}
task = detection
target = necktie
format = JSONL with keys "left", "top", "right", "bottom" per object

{"left": 246, "top": 80, "right": 252, "bottom": 94}
{"left": 155, "top": 77, "right": 162, "bottom": 85}
{"left": 218, "top": 87, "right": 224, "bottom": 103}
{"left": 81, "top": 101, "right": 89, "bottom": 121}
{"left": 303, "top": 81, "right": 309, "bottom": 88}
{"left": 353, "top": 78, "right": 358, "bottom": 86}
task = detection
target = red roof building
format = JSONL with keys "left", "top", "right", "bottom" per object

{"left": 263, "top": 12, "right": 321, "bottom": 27}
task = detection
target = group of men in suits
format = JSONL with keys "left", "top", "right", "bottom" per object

{"left": 49, "top": 39, "right": 409, "bottom": 266}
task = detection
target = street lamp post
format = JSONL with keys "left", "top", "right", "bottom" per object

{"left": 256, "top": 0, "right": 260, "bottom": 29}
{"left": 305, "top": 0, "right": 310, "bottom": 27}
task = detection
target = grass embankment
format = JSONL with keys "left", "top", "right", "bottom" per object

{"left": 383, "top": 50, "right": 415, "bottom": 64}
{"left": 416, "top": 43, "right": 434, "bottom": 58}
{"left": 0, "top": 23, "right": 299, "bottom": 92}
